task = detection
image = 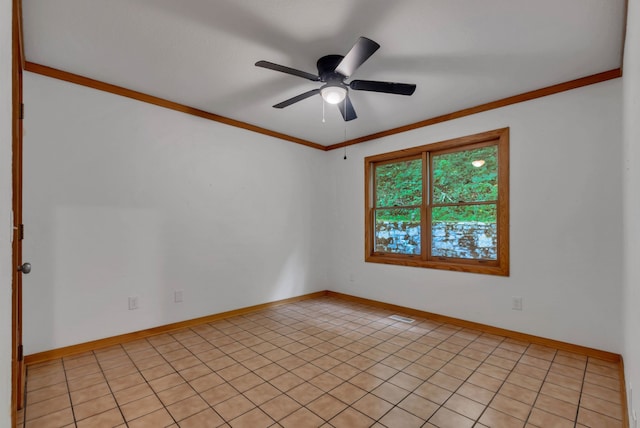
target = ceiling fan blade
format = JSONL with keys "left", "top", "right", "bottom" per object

{"left": 337, "top": 95, "right": 357, "bottom": 121}
{"left": 255, "top": 60, "right": 320, "bottom": 81}
{"left": 335, "top": 37, "right": 380, "bottom": 77}
{"left": 273, "top": 89, "right": 321, "bottom": 108}
{"left": 350, "top": 80, "right": 416, "bottom": 95}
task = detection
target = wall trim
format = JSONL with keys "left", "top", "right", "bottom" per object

{"left": 619, "top": 357, "right": 630, "bottom": 428}
{"left": 12, "top": 0, "right": 25, "bottom": 422}
{"left": 23, "top": 62, "right": 325, "bottom": 151}
{"left": 326, "top": 291, "right": 621, "bottom": 363}
{"left": 24, "top": 291, "right": 327, "bottom": 365}
{"left": 325, "top": 68, "right": 622, "bottom": 150}
{"left": 27, "top": 289, "right": 622, "bottom": 364}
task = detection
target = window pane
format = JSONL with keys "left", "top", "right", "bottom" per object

{"left": 432, "top": 146, "right": 497, "bottom": 203}
{"left": 375, "top": 159, "right": 422, "bottom": 207}
{"left": 374, "top": 208, "right": 421, "bottom": 255}
{"left": 431, "top": 205, "right": 497, "bottom": 260}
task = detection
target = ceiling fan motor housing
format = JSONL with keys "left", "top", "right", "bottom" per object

{"left": 317, "top": 55, "right": 346, "bottom": 84}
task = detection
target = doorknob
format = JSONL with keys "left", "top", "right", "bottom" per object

{"left": 17, "top": 262, "right": 31, "bottom": 274}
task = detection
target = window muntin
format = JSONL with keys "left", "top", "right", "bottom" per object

{"left": 365, "top": 128, "right": 509, "bottom": 276}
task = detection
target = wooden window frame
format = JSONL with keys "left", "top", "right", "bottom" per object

{"left": 365, "top": 128, "right": 510, "bottom": 276}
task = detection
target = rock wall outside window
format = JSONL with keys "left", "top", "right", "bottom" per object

{"left": 374, "top": 221, "right": 497, "bottom": 259}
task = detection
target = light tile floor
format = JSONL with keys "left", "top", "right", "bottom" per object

{"left": 18, "top": 297, "right": 625, "bottom": 427}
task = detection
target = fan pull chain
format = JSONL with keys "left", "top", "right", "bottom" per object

{"left": 322, "top": 99, "right": 326, "bottom": 123}
{"left": 343, "top": 126, "right": 348, "bottom": 159}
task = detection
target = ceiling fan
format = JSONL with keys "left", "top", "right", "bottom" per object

{"left": 255, "top": 37, "right": 417, "bottom": 121}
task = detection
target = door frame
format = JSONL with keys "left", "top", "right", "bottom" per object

{"left": 11, "top": 0, "right": 25, "bottom": 424}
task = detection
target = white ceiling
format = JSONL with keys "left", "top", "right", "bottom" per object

{"left": 22, "top": 0, "right": 626, "bottom": 147}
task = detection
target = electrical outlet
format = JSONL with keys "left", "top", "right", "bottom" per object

{"left": 512, "top": 296, "right": 523, "bottom": 311}
{"left": 174, "top": 290, "right": 183, "bottom": 303}
{"left": 128, "top": 296, "right": 139, "bottom": 310}
{"left": 349, "top": 273, "right": 355, "bottom": 282}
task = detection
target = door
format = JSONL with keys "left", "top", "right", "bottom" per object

{"left": 12, "top": 0, "right": 26, "bottom": 417}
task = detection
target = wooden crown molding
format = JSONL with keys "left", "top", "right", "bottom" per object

{"left": 24, "top": 62, "right": 325, "bottom": 151}
{"left": 25, "top": 62, "right": 620, "bottom": 152}
{"left": 620, "top": 0, "right": 630, "bottom": 73}
{"left": 326, "top": 68, "right": 622, "bottom": 151}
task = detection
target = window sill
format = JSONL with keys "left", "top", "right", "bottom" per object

{"left": 365, "top": 254, "right": 509, "bottom": 276}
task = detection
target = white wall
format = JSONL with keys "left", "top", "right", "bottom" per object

{"left": 623, "top": 0, "right": 640, "bottom": 421}
{"left": 21, "top": 40, "right": 627, "bottom": 361}
{"left": 22, "top": 72, "right": 329, "bottom": 354}
{"left": 1, "top": 1, "right": 13, "bottom": 426}
{"left": 327, "top": 79, "right": 624, "bottom": 353}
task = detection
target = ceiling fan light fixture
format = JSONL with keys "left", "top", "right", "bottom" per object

{"left": 321, "top": 85, "right": 347, "bottom": 104}
{"left": 256, "top": 37, "right": 416, "bottom": 121}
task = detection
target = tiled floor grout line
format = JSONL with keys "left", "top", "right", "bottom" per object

{"left": 517, "top": 343, "right": 556, "bottom": 427}
{"left": 301, "top": 310, "right": 455, "bottom": 425}
{"left": 311, "top": 314, "right": 503, "bottom": 427}
{"left": 321, "top": 322, "right": 447, "bottom": 426}
{"left": 362, "top": 320, "right": 584, "bottom": 427}
{"left": 399, "top": 329, "right": 502, "bottom": 427}
{"left": 193, "top": 313, "right": 330, "bottom": 425}
{"left": 217, "top": 317, "right": 321, "bottom": 424}
{"left": 153, "top": 325, "right": 271, "bottom": 425}
{"left": 570, "top": 357, "right": 626, "bottom": 427}
{"left": 123, "top": 338, "right": 185, "bottom": 426}
{"left": 97, "top": 339, "right": 186, "bottom": 425}
{"left": 182, "top": 324, "right": 276, "bottom": 425}
{"left": 91, "top": 346, "right": 131, "bottom": 426}
{"left": 243, "top": 310, "right": 347, "bottom": 425}
{"left": 410, "top": 327, "right": 501, "bottom": 427}
{"left": 434, "top": 328, "right": 511, "bottom": 425}
{"left": 18, "top": 369, "right": 30, "bottom": 426}
{"left": 314, "top": 308, "right": 428, "bottom": 425}
{"left": 428, "top": 331, "right": 515, "bottom": 425}
{"left": 525, "top": 345, "right": 556, "bottom": 427}
{"left": 572, "top": 358, "right": 590, "bottom": 428}
{"left": 256, "top": 310, "right": 384, "bottom": 425}
{"left": 451, "top": 335, "right": 512, "bottom": 427}
{"left": 227, "top": 305, "right": 435, "bottom": 425}
{"left": 19, "top": 375, "right": 27, "bottom": 426}
{"left": 295, "top": 303, "right": 525, "bottom": 427}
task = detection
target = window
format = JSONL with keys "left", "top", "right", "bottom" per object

{"left": 365, "top": 128, "right": 509, "bottom": 275}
